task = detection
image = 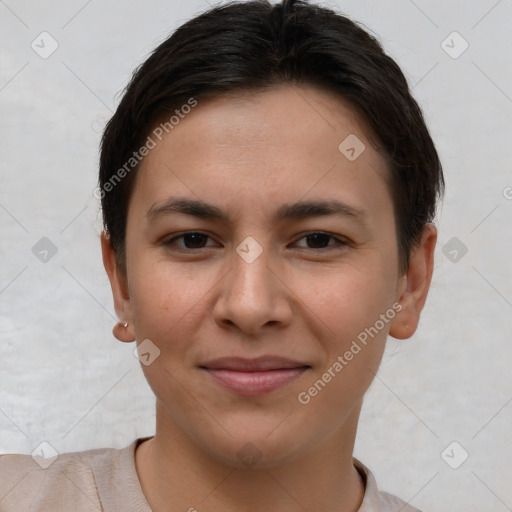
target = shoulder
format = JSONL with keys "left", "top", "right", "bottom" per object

{"left": 0, "top": 442, "right": 133, "bottom": 512}
{"left": 375, "top": 490, "right": 422, "bottom": 511}
{"left": 353, "top": 458, "right": 423, "bottom": 512}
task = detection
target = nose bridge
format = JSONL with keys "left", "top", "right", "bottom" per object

{"left": 212, "top": 233, "right": 288, "bottom": 332}
{"left": 230, "top": 234, "right": 275, "bottom": 305}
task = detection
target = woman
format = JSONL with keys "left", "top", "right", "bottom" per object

{"left": 0, "top": 1, "right": 443, "bottom": 510}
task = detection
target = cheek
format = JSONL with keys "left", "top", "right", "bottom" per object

{"left": 301, "top": 266, "right": 395, "bottom": 394}
{"left": 297, "top": 264, "right": 395, "bottom": 337}
{"left": 295, "top": 272, "right": 392, "bottom": 416}
{"left": 127, "top": 253, "right": 216, "bottom": 334}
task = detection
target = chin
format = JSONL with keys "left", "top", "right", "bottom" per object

{"left": 197, "top": 427, "right": 308, "bottom": 470}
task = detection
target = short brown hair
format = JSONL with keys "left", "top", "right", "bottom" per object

{"left": 99, "top": 0, "right": 444, "bottom": 274}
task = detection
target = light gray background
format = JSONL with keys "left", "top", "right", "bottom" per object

{"left": 1, "top": 1, "right": 511, "bottom": 510}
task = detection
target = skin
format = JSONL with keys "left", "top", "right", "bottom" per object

{"left": 101, "top": 84, "right": 437, "bottom": 512}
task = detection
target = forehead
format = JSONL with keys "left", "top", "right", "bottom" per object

{"left": 131, "top": 84, "right": 393, "bottom": 227}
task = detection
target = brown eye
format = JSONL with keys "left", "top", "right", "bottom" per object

{"left": 164, "top": 232, "right": 215, "bottom": 250}
{"left": 294, "top": 232, "right": 347, "bottom": 250}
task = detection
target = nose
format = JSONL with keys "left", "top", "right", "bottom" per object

{"left": 211, "top": 240, "right": 293, "bottom": 336}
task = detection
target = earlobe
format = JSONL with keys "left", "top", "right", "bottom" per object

{"left": 112, "top": 321, "right": 135, "bottom": 343}
{"left": 100, "top": 231, "right": 136, "bottom": 343}
{"left": 389, "top": 223, "right": 437, "bottom": 340}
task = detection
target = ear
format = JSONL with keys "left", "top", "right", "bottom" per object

{"left": 389, "top": 223, "right": 437, "bottom": 340}
{"left": 101, "top": 231, "right": 135, "bottom": 342}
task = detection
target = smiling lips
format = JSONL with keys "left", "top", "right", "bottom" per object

{"left": 199, "top": 356, "right": 311, "bottom": 396}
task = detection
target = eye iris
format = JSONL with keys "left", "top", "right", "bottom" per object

{"left": 306, "top": 233, "right": 330, "bottom": 249}
{"left": 184, "top": 233, "right": 207, "bottom": 248}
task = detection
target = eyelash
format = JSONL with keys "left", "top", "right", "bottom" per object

{"left": 163, "top": 231, "right": 349, "bottom": 252}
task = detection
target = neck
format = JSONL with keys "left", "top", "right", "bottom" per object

{"left": 135, "top": 400, "right": 365, "bottom": 512}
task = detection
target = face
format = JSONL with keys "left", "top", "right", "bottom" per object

{"left": 104, "top": 84, "right": 432, "bottom": 468}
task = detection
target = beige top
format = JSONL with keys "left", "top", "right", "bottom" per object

{"left": 0, "top": 437, "right": 421, "bottom": 511}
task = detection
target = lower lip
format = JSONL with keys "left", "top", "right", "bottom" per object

{"left": 201, "top": 367, "right": 308, "bottom": 396}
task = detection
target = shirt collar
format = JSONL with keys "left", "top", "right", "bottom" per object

{"left": 121, "top": 439, "right": 397, "bottom": 512}
{"left": 353, "top": 457, "right": 383, "bottom": 510}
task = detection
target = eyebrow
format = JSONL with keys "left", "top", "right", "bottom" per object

{"left": 147, "top": 196, "right": 368, "bottom": 224}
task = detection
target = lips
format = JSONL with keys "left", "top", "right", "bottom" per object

{"left": 200, "top": 356, "right": 310, "bottom": 372}
{"left": 199, "top": 356, "right": 311, "bottom": 396}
